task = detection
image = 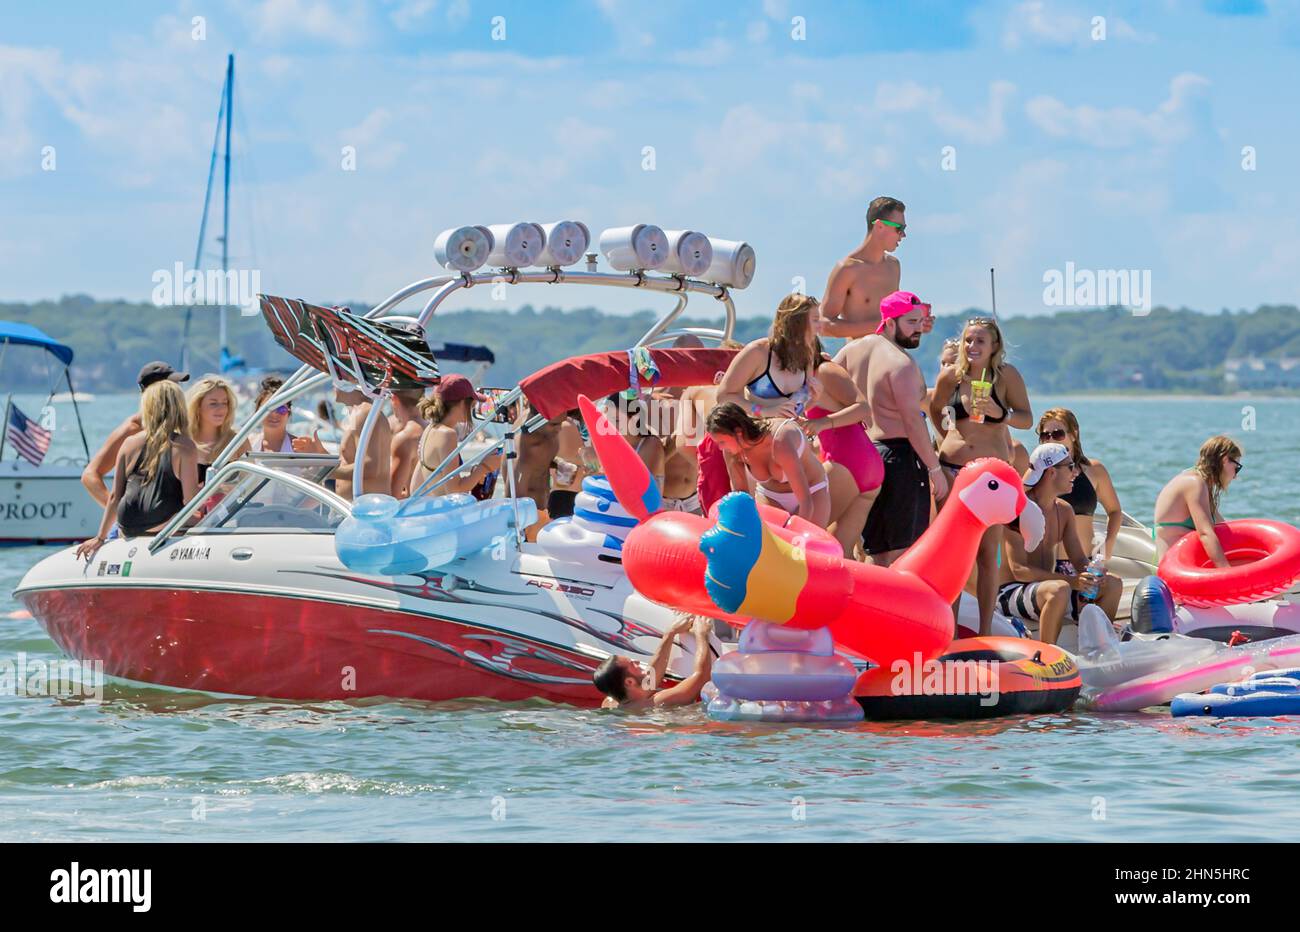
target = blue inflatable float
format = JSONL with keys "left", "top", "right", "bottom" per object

{"left": 335, "top": 493, "right": 537, "bottom": 576}
{"left": 1171, "top": 668, "right": 1300, "bottom": 717}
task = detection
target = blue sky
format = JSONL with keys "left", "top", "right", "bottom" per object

{"left": 3, "top": 0, "right": 1298, "bottom": 322}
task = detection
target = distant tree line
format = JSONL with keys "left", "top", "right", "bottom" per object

{"left": 3, "top": 295, "right": 1297, "bottom": 395}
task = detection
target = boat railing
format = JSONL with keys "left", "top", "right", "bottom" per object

{"left": 213, "top": 225, "right": 751, "bottom": 557}
{"left": 148, "top": 458, "right": 351, "bottom": 554}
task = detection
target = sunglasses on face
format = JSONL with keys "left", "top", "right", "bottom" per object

{"left": 1039, "top": 428, "right": 1068, "bottom": 442}
{"left": 876, "top": 218, "right": 906, "bottom": 234}
{"left": 272, "top": 403, "right": 292, "bottom": 416}
{"left": 1230, "top": 458, "right": 1243, "bottom": 473}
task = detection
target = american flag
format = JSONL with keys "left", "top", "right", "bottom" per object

{"left": 5, "top": 402, "right": 52, "bottom": 466}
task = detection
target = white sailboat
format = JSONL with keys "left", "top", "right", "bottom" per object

{"left": 0, "top": 322, "right": 100, "bottom": 544}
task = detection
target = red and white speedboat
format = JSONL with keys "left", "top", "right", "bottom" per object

{"left": 15, "top": 222, "right": 754, "bottom": 704}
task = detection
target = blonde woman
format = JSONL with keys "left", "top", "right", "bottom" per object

{"left": 186, "top": 375, "right": 251, "bottom": 484}
{"left": 1037, "top": 407, "right": 1123, "bottom": 562}
{"left": 928, "top": 317, "right": 1033, "bottom": 636}
{"left": 76, "top": 380, "right": 199, "bottom": 557}
{"left": 1153, "top": 435, "right": 1243, "bottom": 567}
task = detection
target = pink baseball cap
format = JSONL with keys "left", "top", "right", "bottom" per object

{"left": 876, "top": 291, "right": 933, "bottom": 333}
{"left": 435, "top": 373, "right": 488, "bottom": 403}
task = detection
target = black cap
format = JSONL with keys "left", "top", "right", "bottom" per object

{"left": 137, "top": 361, "right": 190, "bottom": 391}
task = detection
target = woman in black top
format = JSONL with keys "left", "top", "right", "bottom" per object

{"left": 1037, "top": 407, "right": 1123, "bottom": 562}
{"left": 76, "top": 380, "right": 200, "bottom": 558}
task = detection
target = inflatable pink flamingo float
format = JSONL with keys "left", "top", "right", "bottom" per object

{"left": 577, "top": 395, "right": 1028, "bottom": 668}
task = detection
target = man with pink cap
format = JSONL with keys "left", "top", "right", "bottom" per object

{"left": 834, "top": 290, "right": 946, "bottom": 566}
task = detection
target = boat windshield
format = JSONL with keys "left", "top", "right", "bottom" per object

{"left": 184, "top": 461, "right": 348, "bottom": 535}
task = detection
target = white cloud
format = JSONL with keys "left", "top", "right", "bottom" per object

{"left": 338, "top": 108, "right": 406, "bottom": 169}
{"left": 389, "top": 0, "right": 436, "bottom": 31}
{"left": 747, "top": 20, "right": 770, "bottom": 43}
{"left": 1026, "top": 73, "right": 1211, "bottom": 148}
{"left": 551, "top": 116, "right": 614, "bottom": 153}
{"left": 242, "top": 0, "right": 368, "bottom": 47}
{"left": 1003, "top": 1, "right": 1149, "bottom": 49}
{"left": 873, "top": 79, "right": 1016, "bottom": 145}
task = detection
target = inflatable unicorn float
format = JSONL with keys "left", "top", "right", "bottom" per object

{"left": 576, "top": 395, "right": 1081, "bottom": 721}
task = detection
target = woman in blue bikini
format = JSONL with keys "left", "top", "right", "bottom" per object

{"left": 1153, "top": 435, "right": 1242, "bottom": 567}
{"left": 716, "top": 293, "right": 820, "bottom": 419}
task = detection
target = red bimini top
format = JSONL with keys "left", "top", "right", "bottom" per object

{"left": 520, "top": 348, "right": 738, "bottom": 420}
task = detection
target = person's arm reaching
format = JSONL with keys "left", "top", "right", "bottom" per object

{"left": 1092, "top": 461, "right": 1123, "bottom": 561}
{"left": 80, "top": 416, "right": 135, "bottom": 508}
{"left": 1187, "top": 482, "right": 1230, "bottom": 568}
{"left": 771, "top": 430, "right": 815, "bottom": 518}
{"left": 76, "top": 446, "right": 132, "bottom": 560}
{"left": 652, "top": 616, "right": 716, "bottom": 707}
{"left": 992, "top": 366, "right": 1034, "bottom": 431}
{"left": 715, "top": 341, "right": 801, "bottom": 419}
{"left": 646, "top": 614, "right": 695, "bottom": 686}
{"left": 804, "top": 362, "right": 869, "bottom": 436}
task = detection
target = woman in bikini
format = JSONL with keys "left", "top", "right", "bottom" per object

{"left": 928, "top": 317, "right": 1033, "bottom": 635}
{"left": 610, "top": 392, "right": 666, "bottom": 491}
{"left": 706, "top": 403, "right": 863, "bottom": 555}
{"left": 412, "top": 375, "right": 502, "bottom": 497}
{"left": 1036, "top": 407, "right": 1122, "bottom": 563}
{"left": 716, "top": 293, "right": 820, "bottom": 420}
{"left": 1153, "top": 435, "right": 1242, "bottom": 566}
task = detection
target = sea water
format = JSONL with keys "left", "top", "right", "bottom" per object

{"left": 2, "top": 394, "right": 1299, "bottom": 841}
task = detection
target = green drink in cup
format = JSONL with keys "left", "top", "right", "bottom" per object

{"left": 970, "top": 371, "right": 992, "bottom": 424}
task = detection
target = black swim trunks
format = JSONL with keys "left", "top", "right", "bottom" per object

{"left": 862, "top": 438, "right": 930, "bottom": 556}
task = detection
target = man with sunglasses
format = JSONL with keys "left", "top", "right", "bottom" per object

{"left": 819, "top": 196, "right": 931, "bottom": 339}
{"left": 999, "top": 443, "right": 1122, "bottom": 645}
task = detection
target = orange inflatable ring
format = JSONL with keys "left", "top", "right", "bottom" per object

{"left": 853, "top": 637, "right": 1081, "bottom": 720}
{"left": 1158, "top": 519, "right": 1300, "bottom": 608}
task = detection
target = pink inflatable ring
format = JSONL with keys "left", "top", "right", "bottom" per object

{"left": 1158, "top": 519, "right": 1300, "bottom": 608}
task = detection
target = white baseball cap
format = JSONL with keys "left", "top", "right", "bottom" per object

{"left": 1023, "top": 443, "right": 1072, "bottom": 488}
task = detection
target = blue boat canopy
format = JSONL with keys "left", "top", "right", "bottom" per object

{"left": 0, "top": 321, "right": 74, "bottom": 367}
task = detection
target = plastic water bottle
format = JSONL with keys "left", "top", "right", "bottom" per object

{"left": 1081, "top": 553, "right": 1106, "bottom": 601}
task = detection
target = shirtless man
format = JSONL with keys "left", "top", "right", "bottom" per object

{"left": 835, "top": 292, "right": 946, "bottom": 566}
{"left": 820, "top": 196, "right": 925, "bottom": 339}
{"left": 516, "top": 403, "right": 566, "bottom": 539}
{"left": 387, "top": 388, "right": 427, "bottom": 499}
{"left": 333, "top": 385, "right": 393, "bottom": 500}
{"left": 593, "top": 613, "right": 715, "bottom": 709}
{"left": 81, "top": 361, "right": 188, "bottom": 507}
{"left": 547, "top": 413, "right": 596, "bottom": 519}
{"left": 999, "top": 443, "right": 1122, "bottom": 645}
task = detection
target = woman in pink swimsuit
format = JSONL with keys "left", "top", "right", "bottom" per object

{"left": 803, "top": 346, "right": 881, "bottom": 555}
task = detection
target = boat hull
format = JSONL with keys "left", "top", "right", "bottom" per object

{"left": 0, "top": 464, "right": 101, "bottom": 544}
{"left": 15, "top": 533, "right": 701, "bottom": 706}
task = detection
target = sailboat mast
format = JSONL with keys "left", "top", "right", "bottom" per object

{"left": 180, "top": 56, "right": 230, "bottom": 374}
{"left": 219, "top": 53, "right": 233, "bottom": 368}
